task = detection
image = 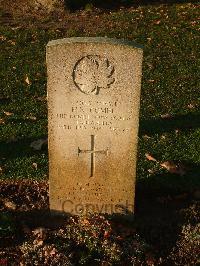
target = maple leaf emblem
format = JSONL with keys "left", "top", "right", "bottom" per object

{"left": 73, "top": 55, "right": 115, "bottom": 95}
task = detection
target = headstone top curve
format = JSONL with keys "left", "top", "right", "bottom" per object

{"left": 47, "top": 37, "right": 143, "bottom": 50}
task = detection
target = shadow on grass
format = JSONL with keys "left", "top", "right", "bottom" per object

{"left": 139, "top": 112, "right": 200, "bottom": 136}
{"left": 64, "top": 0, "right": 197, "bottom": 11}
{"left": 0, "top": 136, "right": 47, "bottom": 160}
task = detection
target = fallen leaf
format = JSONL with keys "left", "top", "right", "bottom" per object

{"left": 161, "top": 113, "right": 172, "bottom": 119}
{"left": 160, "top": 161, "right": 186, "bottom": 176}
{"left": 30, "top": 138, "right": 47, "bottom": 150}
{"left": 26, "top": 115, "right": 37, "bottom": 121}
{"left": 155, "top": 20, "right": 161, "bottom": 25}
{"left": 142, "top": 134, "right": 151, "bottom": 140}
{"left": 32, "top": 227, "right": 47, "bottom": 241}
{"left": 148, "top": 169, "right": 155, "bottom": 174}
{"left": 7, "top": 40, "right": 16, "bottom": 45}
{"left": 0, "top": 35, "right": 6, "bottom": 41}
{"left": 187, "top": 103, "right": 195, "bottom": 109}
{"left": 3, "top": 111, "right": 13, "bottom": 116}
{"left": 104, "top": 230, "right": 111, "bottom": 238}
{"left": 145, "top": 153, "right": 157, "bottom": 162}
{"left": 32, "top": 162, "right": 38, "bottom": 170}
{"left": 36, "top": 96, "right": 47, "bottom": 102}
{"left": 0, "top": 118, "right": 5, "bottom": 124}
{"left": 4, "top": 199, "right": 17, "bottom": 210}
{"left": 33, "top": 239, "right": 43, "bottom": 247}
{"left": 25, "top": 75, "right": 31, "bottom": 85}
{"left": 0, "top": 166, "right": 3, "bottom": 175}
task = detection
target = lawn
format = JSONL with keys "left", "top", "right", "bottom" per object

{"left": 0, "top": 1, "right": 200, "bottom": 265}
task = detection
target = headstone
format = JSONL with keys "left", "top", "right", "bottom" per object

{"left": 47, "top": 37, "right": 143, "bottom": 215}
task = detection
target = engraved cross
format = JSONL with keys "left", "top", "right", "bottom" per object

{"left": 78, "top": 135, "right": 108, "bottom": 177}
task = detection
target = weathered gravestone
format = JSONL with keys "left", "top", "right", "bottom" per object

{"left": 47, "top": 37, "right": 143, "bottom": 215}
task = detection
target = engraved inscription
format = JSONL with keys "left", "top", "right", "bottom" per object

{"left": 56, "top": 101, "right": 132, "bottom": 134}
{"left": 56, "top": 100, "right": 132, "bottom": 134}
{"left": 78, "top": 135, "right": 108, "bottom": 177}
{"left": 73, "top": 55, "right": 115, "bottom": 95}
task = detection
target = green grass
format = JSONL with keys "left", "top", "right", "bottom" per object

{"left": 0, "top": 3, "right": 200, "bottom": 194}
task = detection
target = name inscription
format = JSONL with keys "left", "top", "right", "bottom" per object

{"left": 56, "top": 100, "right": 132, "bottom": 133}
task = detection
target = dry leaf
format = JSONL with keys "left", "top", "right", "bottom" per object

{"left": 36, "top": 96, "right": 47, "bottom": 102}
{"left": 161, "top": 113, "right": 172, "bottom": 119}
{"left": 7, "top": 40, "right": 16, "bottom": 45}
{"left": 142, "top": 134, "right": 151, "bottom": 140}
{"left": 30, "top": 138, "right": 47, "bottom": 150}
{"left": 0, "top": 118, "right": 5, "bottom": 125}
{"left": 155, "top": 20, "right": 161, "bottom": 25}
{"left": 26, "top": 116, "right": 37, "bottom": 121}
{"left": 25, "top": 75, "right": 31, "bottom": 85}
{"left": 3, "top": 111, "right": 13, "bottom": 116}
{"left": 32, "top": 227, "right": 47, "bottom": 240}
{"left": 0, "top": 35, "right": 6, "bottom": 41}
{"left": 148, "top": 169, "right": 155, "bottom": 174}
{"left": 145, "top": 153, "right": 157, "bottom": 162}
{"left": 4, "top": 199, "right": 17, "bottom": 210}
{"left": 160, "top": 161, "right": 186, "bottom": 176}
{"left": 32, "top": 162, "right": 38, "bottom": 170}
{"left": 187, "top": 103, "right": 195, "bottom": 109}
{"left": 33, "top": 239, "right": 44, "bottom": 246}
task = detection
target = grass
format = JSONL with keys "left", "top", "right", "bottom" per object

{"left": 0, "top": 2, "right": 199, "bottom": 190}
{"left": 0, "top": 2, "right": 200, "bottom": 264}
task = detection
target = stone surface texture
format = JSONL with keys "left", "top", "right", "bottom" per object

{"left": 47, "top": 37, "right": 143, "bottom": 215}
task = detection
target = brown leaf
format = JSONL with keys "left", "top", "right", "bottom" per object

{"left": 0, "top": 118, "right": 5, "bottom": 124}
{"left": 25, "top": 75, "right": 31, "bottom": 85}
{"left": 36, "top": 96, "right": 47, "bottom": 102}
{"left": 160, "top": 161, "right": 186, "bottom": 176}
{"left": 3, "top": 111, "right": 13, "bottom": 116}
{"left": 155, "top": 20, "right": 161, "bottom": 25}
{"left": 32, "top": 227, "right": 47, "bottom": 241}
{"left": 30, "top": 138, "right": 48, "bottom": 151}
{"left": 142, "top": 134, "right": 151, "bottom": 140}
{"left": 4, "top": 199, "right": 17, "bottom": 210}
{"left": 26, "top": 115, "right": 37, "bottom": 121}
{"left": 161, "top": 113, "right": 172, "bottom": 119}
{"left": 7, "top": 40, "right": 16, "bottom": 45}
{"left": 32, "top": 162, "right": 38, "bottom": 170}
{"left": 0, "top": 35, "right": 7, "bottom": 41}
{"left": 187, "top": 103, "right": 195, "bottom": 109}
{"left": 33, "top": 239, "right": 44, "bottom": 247}
{"left": 145, "top": 153, "right": 157, "bottom": 162}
